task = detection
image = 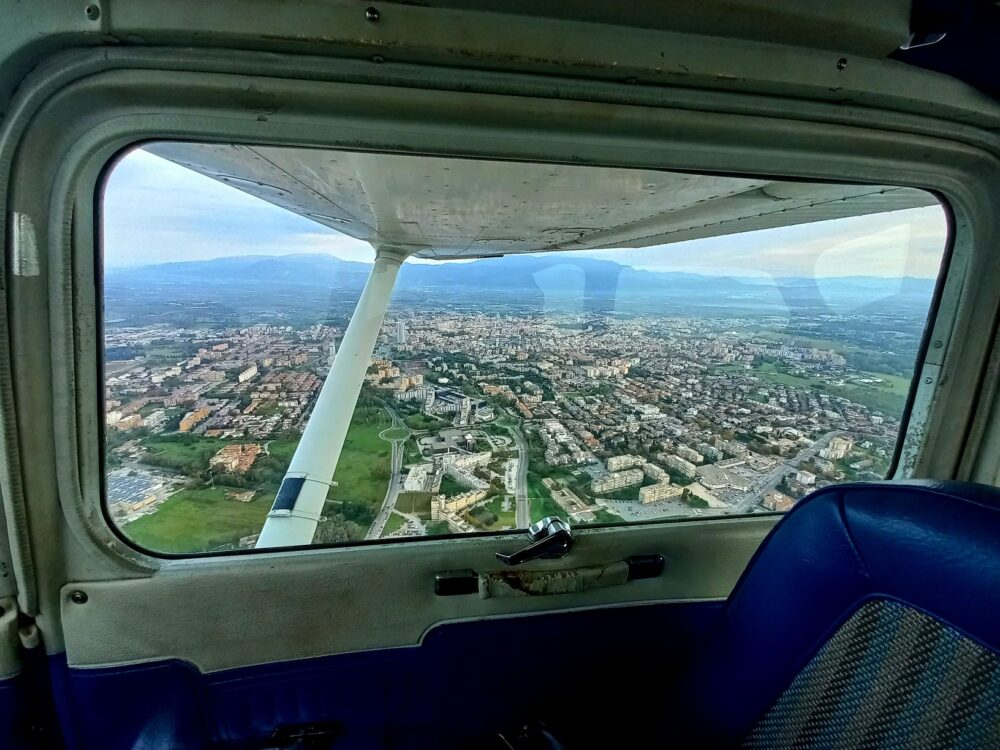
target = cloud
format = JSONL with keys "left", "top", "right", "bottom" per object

{"left": 584, "top": 205, "right": 948, "bottom": 278}
{"left": 103, "top": 148, "right": 373, "bottom": 266}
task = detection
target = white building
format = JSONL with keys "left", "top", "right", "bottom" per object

{"left": 639, "top": 483, "right": 683, "bottom": 504}
{"left": 660, "top": 453, "right": 698, "bottom": 478}
{"left": 675, "top": 445, "right": 704, "bottom": 465}
{"left": 592, "top": 469, "right": 643, "bottom": 494}
{"left": 238, "top": 364, "right": 258, "bottom": 383}
{"left": 607, "top": 454, "right": 645, "bottom": 472}
{"left": 796, "top": 469, "right": 817, "bottom": 486}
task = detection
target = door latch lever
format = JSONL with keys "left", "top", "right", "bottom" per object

{"left": 496, "top": 516, "right": 573, "bottom": 566}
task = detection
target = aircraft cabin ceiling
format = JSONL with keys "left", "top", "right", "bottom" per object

{"left": 147, "top": 142, "right": 936, "bottom": 260}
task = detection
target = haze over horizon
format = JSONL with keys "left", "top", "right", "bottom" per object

{"left": 104, "top": 148, "right": 949, "bottom": 280}
{"left": 107, "top": 250, "right": 941, "bottom": 283}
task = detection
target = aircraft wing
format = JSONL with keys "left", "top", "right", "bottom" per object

{"left": 146, "top": 142, "right": 935, "bottom": 259}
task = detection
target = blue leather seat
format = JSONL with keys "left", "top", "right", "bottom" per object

{"left": 664, "top": 480, "right": 1000, "bottom": 748}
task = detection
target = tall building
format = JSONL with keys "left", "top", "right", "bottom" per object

{"left": 458, "top": 397, "right": 473, "bottom": 426}
{"left": 395, "top": 320, "right": 407, "bottom": 346}
{"left": 237, "top": 364, "right": 258, "bottom": 383}
{"left": 820, "top": 435, "right": 854, "bottom": 461}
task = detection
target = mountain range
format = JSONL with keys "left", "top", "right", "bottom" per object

{"left": 107, "top": 253, "right": 936, "bottom": 304}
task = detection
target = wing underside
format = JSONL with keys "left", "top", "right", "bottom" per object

{"left": 146, "top": 142, "right": 935, "bottom": 259}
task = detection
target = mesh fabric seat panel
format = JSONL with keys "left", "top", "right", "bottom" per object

{"left": 744, "top": 599, "right": 1000, "bottom": 749}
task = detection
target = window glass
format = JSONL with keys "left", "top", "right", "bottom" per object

{"left": 102, "top": 144, "right": 948, "bottom": 553}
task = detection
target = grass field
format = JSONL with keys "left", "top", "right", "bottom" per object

{"left": 326, "top": 411, "right": 392, "bottom": 510}
{"left": 755, "top": 331, "right": 854, "bottom": 354}
{"left": 752, "top": 362, "right": 820, "bottom": 388}
{"left": 857, "top": 371, "right": 912, "bottom": 393}
{"left": 481, "top": 495, "right": 517, "bottom": 529}
{"left": 264, "top": 437, "right": 299, "bottom": 464}
{"left": 716, "top": 361, "right": 909, "bottom": 418}
{"left": 142, "top": 435, "right": 225, "bottom": 472}
{"left": 587, "top": 508, "right": 623, "bottom": 525}
{"left": 395, "top": 491, "right": 432, "bottom": 519}
{"left": 527, "top": 471, "right": 568, "bottom": 522}
{"left": 439, "top": 475, "right": 468, "bottom": 497}
{"left": 124, "top": 404, "right": 392, "bottom": 553}
{"left": 123, "top": 486, "right": 269, "bottom": 553}
{"left": 403, "top": 413, "right": 444, "bottom": 431}
{"left": 382, "top": 511, "right": 406, "bottom": 536}
{"left": 404, "top": 439, "right": 422, "bottom": 462}
{"left": 143, "top": 344, "right": 189, "bottom": 359}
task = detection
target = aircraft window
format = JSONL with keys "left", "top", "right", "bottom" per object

{"left": 101, "top": 143, "right": 949, "bottom": 554}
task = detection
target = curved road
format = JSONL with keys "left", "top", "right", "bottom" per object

{"left": 501, "top": 413, "right": 531, "bottom": 528}
{"left": 366, "top": 407, "right": 411, "bottom": 539}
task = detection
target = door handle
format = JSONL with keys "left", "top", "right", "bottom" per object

{"left": 495, "top": 516, "right": 572, "bottom": 566}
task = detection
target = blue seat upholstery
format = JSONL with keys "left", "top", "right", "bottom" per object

{"left": 664, "top": 480, "right": 1000, "bottom": 748}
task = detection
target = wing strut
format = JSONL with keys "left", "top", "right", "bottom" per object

{"left": 255, "top": 247, "right": 407, "bottom": 548}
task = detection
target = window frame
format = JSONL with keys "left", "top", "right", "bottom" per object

{"left": 0, "top": 44, "right": 993, "bottom": 672}
{"left": 1, "top": 47, "right": 991, "bottom": 576}
{"left": 96, "top": 141, "right": 957, "bottom": 558}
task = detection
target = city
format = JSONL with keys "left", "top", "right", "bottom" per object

{"left": 104, "top": 261, "right": 926, "bottom": 553}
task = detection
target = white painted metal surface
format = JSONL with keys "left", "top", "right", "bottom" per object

{"left": 255, "top": 249, "right": 405, "bottom": 548}
{"left": 148, "top": 143, "right": 936, "bottom": 260}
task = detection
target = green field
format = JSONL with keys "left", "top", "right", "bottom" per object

{"left": 395, "top": 491, "right": 432, "bottom": 519}
{"left": 253, "top": 401, "right": 283, "bottom": 417}
{"left": 527, "top": 471, "right": 568, "bottom": 522}
{"left": 480, "top": 495, "right": 517, "bottom": 529}
{"left": 404, "top": 439, "right": 422, "bottom": 461}
{"left": 124, "top": 404, "right": 392, "bottom": 553}
{"left": 142, "top": 344, "right": 191, "bottom": 361}
{"left": 326, "top": 411, "right": 392, "bottom": 510}
{"left": 403, "top": 413, "right": 444, "bottom": 431}
{"left": 439, "top": 475, "right": 468, "bottom": 497}
{"left": 857, "top": 371, "right": 912, "bottom": 393}
{"left": 382, "top": 511, "right": 406, "bottom": 536}
{"left": 141, "top": 435, "right": 225, "bottom": 472}
{"left": 587, "top": 508, "right": 623, "bottom": 525}
{"left": 123, "top": 486, "right": 269, "bottom": 553}
{"left": 264, "top": 437, "right": 299, "bottom": 464}
{"left": 752, "top": 362, "right": 821, "bottom": 388}
{"left": 755, "top": 331, "right": 853, "bottom": 354}
{"left": 716, "top": 361, "right": 909, "bottom": 418}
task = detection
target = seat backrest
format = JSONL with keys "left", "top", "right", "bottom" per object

{"left": 665, "top": 480, "right": 1000, "bottom": 748}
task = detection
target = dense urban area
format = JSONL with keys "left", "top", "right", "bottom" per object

{"left": 104, "top": 255, "right": 930, "bottom": 553}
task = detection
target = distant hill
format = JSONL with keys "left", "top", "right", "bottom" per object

{"left": 107, "top": 253, "right": 937, "bottom": 313}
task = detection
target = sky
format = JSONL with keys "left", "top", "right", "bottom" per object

{"left": 103, "top": 147, "right": 948, "bottom": 278}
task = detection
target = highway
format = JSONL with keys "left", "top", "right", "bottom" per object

{"left": 366, "top": 407, "right": 411, "bottom": 539}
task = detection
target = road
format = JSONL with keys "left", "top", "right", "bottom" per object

{"left": 366, "top": 407, "right": 411, "bottom": 540}
{"left": 729, "top": 430, "right": 844, "bottom": 514}
{"left": 502, "top": 414, "right": 531, "bottom": 528}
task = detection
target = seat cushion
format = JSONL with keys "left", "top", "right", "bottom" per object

{"left": 744, "top": 598, "right": 1000, "bottom": 749}
{"left": 663, "top": 480, "right": 1000, "bottom": 748}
